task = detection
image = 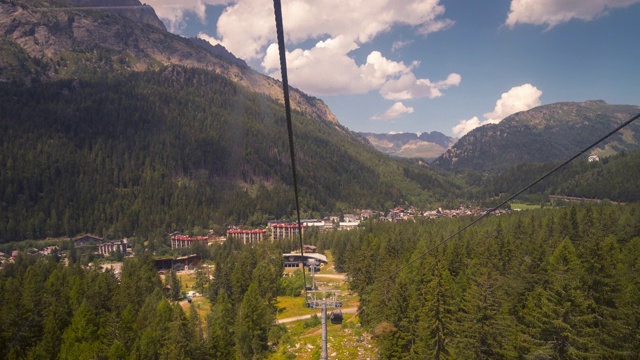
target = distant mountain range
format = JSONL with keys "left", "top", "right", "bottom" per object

{"left": 433, "top": 100, "right": 640, "bottom": 172}
{"left": 358, "top": 131, "right": 457, "bottom": 161}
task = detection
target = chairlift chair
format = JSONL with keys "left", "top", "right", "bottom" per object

{"left": 330, "top": 309, "right": 343, "bottom": 325}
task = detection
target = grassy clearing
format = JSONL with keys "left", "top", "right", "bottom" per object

{"left": 178, "top": 272, "right": 197, "bottom": 291}
{"left": 276, "top": 296, "right": 316, "bottom": 319}
{"left": 510, "top": 202, "right": 542, "bottom": 210}
{"left": 269, "top": 312, "right": 377, "bottom": 360}
{"left": 270, "top": 249, "right": 376, "bottom": 359}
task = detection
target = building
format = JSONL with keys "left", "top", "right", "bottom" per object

{"left": 154, "top": 254, "right": 201, "bottom": 271}
{"left": 338, "top": 221, "right": 360, "bottom": 231}
{"left": 41, "top": 246, "right": 59, "bottom": 256}
{"left": 73, "top": 234, "right": 103, "bottom": 248}
{"left": 303, "top": 244, "right": 317, "bottom": 253}
{"left": 171, "top": 235, "right": 208, "bottom": 249}
{"left": 343, "top": 214, "right": 358, "bottom": 222}
{"left": 226, "top": 229, "right": 267, "bottom": 244}
{"left": 97, "top": 240, "right": 126, "bottom": 256}
{"left": 282, "top": 252, "right": 328, "bottom": 269}
{"left": 270, "top": 223, "right": 306, "bottom": 241}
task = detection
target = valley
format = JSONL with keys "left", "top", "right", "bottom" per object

{"left": 1, "top": 0, "right": 639, "bottom": 359}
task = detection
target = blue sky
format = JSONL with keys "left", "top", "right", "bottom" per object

{"left": 145, "top": 0, "right": 640, "bottom": 137}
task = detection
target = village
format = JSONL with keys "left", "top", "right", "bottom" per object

{"left": 0, "top": 205, "right": 508, "bottom": 270}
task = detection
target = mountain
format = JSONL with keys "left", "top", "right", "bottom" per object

{"left": 0, "top": 0, "right": 337, "bottom": 124}
{"left": 358, "top": 131, "right": 457, "bottom": 160}
{"left": 0, "top": 0, "right": 461, "bottom": 242}
{"left": 432, "top": 100, "right": 640, "bottom": 172}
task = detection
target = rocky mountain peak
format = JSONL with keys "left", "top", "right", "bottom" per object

{"left": 0, "top": 0, "right": 338, "bottom": 124}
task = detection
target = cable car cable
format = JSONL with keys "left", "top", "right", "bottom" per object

{"left": 272, "top": 0, "right": 309, "bottom": 295}
{"left": 383, "top": 110, "right": 640, "bottom": 283}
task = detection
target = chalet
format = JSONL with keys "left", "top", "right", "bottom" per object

{"left": 73, "top": 234, "right": 103, "bottom": 248}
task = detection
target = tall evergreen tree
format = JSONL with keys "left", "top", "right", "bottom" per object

{"left": 235, "top": 283, "right": 274, "bottom": 359}
{"left": 519, "top": 238, "right": 595, "bottom": 358}
{"left": 417, "top": 260, "right": 456, "bottom": 360}
{"left": 207, "top": 291, "right": 235, "bottom": 360}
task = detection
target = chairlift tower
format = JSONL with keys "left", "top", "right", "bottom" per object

{"left": 309, "top": 259, "right": 317, "bottom": 290}
{"left": 306, "top": 290, "right": 343, "bottom": 360}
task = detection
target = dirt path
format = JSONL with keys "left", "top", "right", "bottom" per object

{"left": 274, "top": 307, "right": 358, "bottom": 324}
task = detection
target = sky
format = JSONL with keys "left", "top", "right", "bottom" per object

{"left": 143, "top": 0, "right": 640, "bottom": 137}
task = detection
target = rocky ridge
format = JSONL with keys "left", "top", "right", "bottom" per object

{"left": 433, "top": 100, "right": 640, "bottom": 172}
{"left": 0, "top": 0, "right": 338, "bottom": 124}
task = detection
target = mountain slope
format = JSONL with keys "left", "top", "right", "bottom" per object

{"left": 0, "top": 0, "right": 337, "bottom": 124}
{"left": 433, "top": 100, "right": 640, "bottom": 172}
{"left": 0, "top": 65, "right": 459, "bottom": 242}
{"left": 359, "top": 131, "right": 456, "bottom": 160}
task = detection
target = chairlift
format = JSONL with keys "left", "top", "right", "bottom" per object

{"left": 330, "top": 309, "right": 343, "bottom": 325}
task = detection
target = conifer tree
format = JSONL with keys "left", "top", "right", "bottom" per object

{"left": 235, "top": 283, "right": 273, "bottom": 359}
{"left": 519, "top": 238, "right": 595, "bottom": 358}
{"left": 207, "top": 291, "right": 235, "bottom": 359}
{"left": 417, "top": 260, "right": 455, "bottom": 360}
{"left": 59, "top": 300, "right": 105, "bottom": 360}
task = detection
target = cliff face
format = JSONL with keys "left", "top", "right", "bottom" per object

{"left": 0, "top": 0, "right": 338, "bottom": 124}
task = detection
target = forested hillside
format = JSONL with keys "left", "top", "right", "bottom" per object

{"left": 0, "top": 242, "right": 287, "bottom": 359}
{"left": 0, "top": 66, "right": 459, "bottom": 243}
{"left": 322, "top": 204, "right": 640, "bottom": 358}
{"left": 433, "top": 101, "right": 640, "bottom": 172}
{"left": 466, "top": 150, "right": 640, "bottom": 203}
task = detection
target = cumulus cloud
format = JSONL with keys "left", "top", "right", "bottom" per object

{"left": 145, "top": 0, "right": 232, "bottom": 32}
{"left": 452, "top": 84, "right": 542, "bottom": 137}
{"left": 261, "top": 37, "right": 410, "bottom": 95}
{"left": 372, "top": 102, "right": 415, "bottom": 120}
{"left": 505, "top": 0, "right": 640, "bottom": 29}
{"left": 380, "top": 72, "right": 461, "bottom": 100}
{"left": 149, "top": 0, "right": 459, "bottom": 99}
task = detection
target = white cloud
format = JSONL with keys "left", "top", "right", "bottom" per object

{"left": 261, "top": 36, "right": 417, "bottom": 95}
{"left": 391, "top": 40, "right": 413, "bottom": 52}
{"left": 380, "top": 72, "right": 461, "bottom": 100}
{"left": 483, "top": 83, "right": 542, "bottom": 122}
{"left": 505, "top": 0, "right": 640, "bottom": 29}
{"left": 145, "top": 0, "right": 232, "bottom": 32}
{"left": 372, "top": 102, "right": 415, "bottom": 120}
{"left": 149, "top": 0, "right": 459, "bottom": 99}
{"left": 452, "top": 116, "right": 482, "bottom": 138}
{"left": 181, "top": 0, "right": 455, "bottom": 61}
{"left": 452, "top": 84, "right": 542, "bottom": 137}
{"left": 197, "top": 32, "right": 220, "bottom": 46}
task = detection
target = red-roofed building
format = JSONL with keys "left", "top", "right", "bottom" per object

{"left": 171, "top": 235, "right": 208, "bottom": 249}
{"left": 226, "top": 229, "right": 267, "bottom": 244}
